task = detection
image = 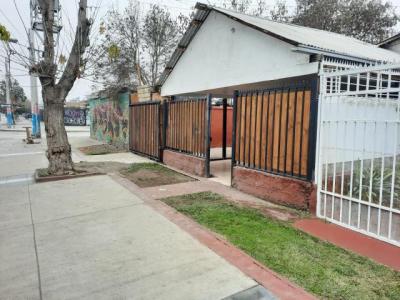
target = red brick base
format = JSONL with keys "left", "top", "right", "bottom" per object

{"left": 163, "top": 150, "right": 207, "bottom": 177}
{"left": 232, "top": 166, "right": 316, "bottom": 212}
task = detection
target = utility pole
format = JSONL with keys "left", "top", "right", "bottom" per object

{"left": 2, "top": 40, "right": 17, "bottom": 128}
{"left": 4, "top": 52, "right": 12, "bottom": 127}
{"left": 29, "top": 29, "right": 40, "bottom": 137}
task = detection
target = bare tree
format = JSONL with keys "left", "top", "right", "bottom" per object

{"left": 141, "top": 5, "right": 178, "bottom": 87}
{"left": 90, "top": 1, "right": 147, "bottom": 91}
{"left": 33, "top": 0, "right": 91, "bottom": 174}
{"left": 270, "top": 0, "right": 290, "bottom": 22}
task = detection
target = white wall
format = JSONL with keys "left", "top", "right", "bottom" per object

{"left": 161, "top": 11, "right": 317, "bottom": 96}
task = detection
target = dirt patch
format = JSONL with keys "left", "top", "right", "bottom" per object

{"left": 36, "top": 161, "right": 131, "bottom": 179}
{"left": 119, "top": 163, "right": 196, "bottom": 188}
{"left": 79, "top": 144, "right": 127, "bottom": 155}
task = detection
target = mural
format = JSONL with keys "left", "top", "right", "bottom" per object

{"left": 64, "top": 108, "right": 87, "bottom": 126}
{"left": 89, "top": 93, "right": 129, "bottom": 146}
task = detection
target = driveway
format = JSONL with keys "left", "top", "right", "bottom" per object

{"left": 0, "top": 175, "right": 256, "bottom": 299}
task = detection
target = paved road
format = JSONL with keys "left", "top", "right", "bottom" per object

{"left": 0, "top": 123, "right": 258, "bottom": 299}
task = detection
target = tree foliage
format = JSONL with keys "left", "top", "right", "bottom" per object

{"left": 292, "top": 0, "right": 398, "bottom": 43}
{"left": 0, "top": 78, "right": 27, "bottom": 104}
{"left": 0, "top": 24, "right": 10, "bottom": 41}
{"left": 91, "top": 1, "right": 187, "bottom": 91}
{"left": 142, "top": 4, "right": 178, "bottom": 86}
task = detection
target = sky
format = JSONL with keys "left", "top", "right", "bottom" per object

{"left": 1, "top": 0, "right": 400, "bottom": 104}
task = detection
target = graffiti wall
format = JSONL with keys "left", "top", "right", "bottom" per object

{"left": 64, "top": 108, "right": 87, "bottom": 126}
{"left": 89, "top": 92, "right": 129, "bottom": 146}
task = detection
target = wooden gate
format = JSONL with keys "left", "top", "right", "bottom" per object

{"left": 129, "top": 101, "right": 162, "bottom": 160}
{"left": 232, "top": 84, "right": 318, "bottom": 180}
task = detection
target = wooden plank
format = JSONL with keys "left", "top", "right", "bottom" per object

{"left": 272, "top": 91, "right": 281, "bottom": 171}
{"left": 260, "top": 92, "right": 268, "bottom": 170}
{"left": 244, "top": 93, "right": 252, "bottom": 166}
{"left": 293, "top": 90, "right": 304, "bottom": 176}
{"left": 255, "top": 92, "right": 263, "bottom": 169}
{"left": 279, "top": 91, "right": 288, "bottom": 172}
{"left": 239, "top": 95, "right": 246, "bottom": 164}
{"left": 266, "top": 92, "right": 275, "bottom": 171}
{"left": 249, "top": 93, "right": 257, "bottom": 167}
{"left": 235, "top": 95, "right": 242, "bottom": 164}
{"left": 285, "top": 91, "right": 296, "bottom": 173}
{"left": 300, "top": 90, "right": 311, "bottom": 176}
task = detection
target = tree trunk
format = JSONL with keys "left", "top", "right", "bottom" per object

{"left": 43, "top": 88, "right": 74, "bottom": 175}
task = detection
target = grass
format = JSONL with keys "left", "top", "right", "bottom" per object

{"left": 162, "top": 192, "right": 400, "bottom": 300}
{"left": 120, "top": 163, "right": 195, "bottom": 187}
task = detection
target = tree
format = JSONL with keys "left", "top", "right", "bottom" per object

{"left": 141, "top": 5, "right": 178, "bottom": 86}
{"left": 91, "top": 1, "right": 147, "bottom": 91}
{"left": 292, "top": 0, "right": 398, "bottom": 43}
{"left": 223, "top": 0, "right": 252, "bottom": 13}
{"left": 32, "top": 0, "right": 91, "bottom": 175}
{"left": 270, "top": 0, "right": 290, "bottom": 22}
{"left": 0, "top": 78, "right": 27, "bottom": 105}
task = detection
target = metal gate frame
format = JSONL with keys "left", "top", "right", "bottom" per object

{"left": 316, "top": 63, "right": 400, "bottom": 247}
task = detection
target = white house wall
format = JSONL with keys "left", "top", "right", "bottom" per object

{"left": 161, "top": 11, "right": 317, "bottom": 96}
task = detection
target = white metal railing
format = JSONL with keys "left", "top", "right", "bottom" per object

{"left": 317, "top": 63, "right": 400, "bottom": 246}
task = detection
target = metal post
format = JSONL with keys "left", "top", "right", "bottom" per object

{"left": 29, "top": 29, "right": 41, "bottom": 137}
{"left": 231, "top": 91, "right": 238, "bottom": 186}
{"left": 205, "top": 94, "right": 212, "bottom": 177}
{"left": 307, "top": 77, "right": 319, "bottom": 181}
{"left": 222, "top": 98, "right": 227, "bottom": 159}
{"left": 4, "top": 55, "right": 12, "bottom": 128}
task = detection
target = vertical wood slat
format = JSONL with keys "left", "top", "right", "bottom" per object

{"left": 129, "top": 102, "right": 161, "bottom": 160}
{"left": 165, "top": 98, "right": 207, "bottom": 157}
{"left": 235, "top": 86, "right": 312, "bottom": 179}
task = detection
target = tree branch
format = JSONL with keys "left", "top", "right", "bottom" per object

{"left": 56, "top": 0, "right": 91, "bottom": 99}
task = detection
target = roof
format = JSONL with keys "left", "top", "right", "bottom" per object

{"left": 378, "top": 33, "right": 400, "bottom": 48}
{"left": 158, "top": 3, "right": 400, "bottom": 87}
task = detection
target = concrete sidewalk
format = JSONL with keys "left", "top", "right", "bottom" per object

{"left": 0, "top": 175, "right": 258, "bottom": 299}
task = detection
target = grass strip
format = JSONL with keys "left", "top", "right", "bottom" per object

{"left": 162, "top": 191, "right": 400, "bottom": 300}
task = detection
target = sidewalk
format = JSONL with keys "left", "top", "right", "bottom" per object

{"left": 1, "top": 175, "right": 260, "bottom": 299}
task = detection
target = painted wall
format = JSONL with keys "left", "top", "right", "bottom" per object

{"left": 161, "top": 11, "right": 317, "bottom": 96}
{"left": 210, "top": 106, "right": 233, "bottom": 148}
{"left": 89, "top": 92, "right": 129, "bottom": 146}
{"left": 64, "top": 108, "right": 86, "bottom": 126}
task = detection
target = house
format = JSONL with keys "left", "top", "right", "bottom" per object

{"left": 156, "top": 2, "right": 400, "bottom": 207}
{"left": 128, "top": 3, "right": 400, "bottom": 245}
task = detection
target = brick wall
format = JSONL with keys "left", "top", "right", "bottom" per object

{"left": 163, "top": 150, "right": 207, "bottom": 177}
{"left": 232, "top": 166, "right": 316, "bottom": 212}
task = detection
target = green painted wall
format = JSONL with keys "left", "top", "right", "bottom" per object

{"left": 89, "top": 92, "right": 129, "bottom": 146}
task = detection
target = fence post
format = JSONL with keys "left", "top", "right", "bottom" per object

{"left": 307, "top": 77, "right": 319, "bottom": 181}
{"left": 222, "top": 98, "right": 227, "bottom": 159}
{"left": 128, "top": 104, "right": 132, "bottom": 151}
{"left": 161, "top": 101, "right": 168, "bottom": 161}
{"left": 205, "top": 94, "right": 212, "bottom": 177}
{"left": 231, "top": 91, "right": 238, "bottom": 186}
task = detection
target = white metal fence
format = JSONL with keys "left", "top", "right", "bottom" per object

{"left": 317, "top": 63, "right": 400, "bottom": 246}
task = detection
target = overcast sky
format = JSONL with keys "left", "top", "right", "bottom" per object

{"left": 1, "top": 0, "right": 400, "bottom": 104}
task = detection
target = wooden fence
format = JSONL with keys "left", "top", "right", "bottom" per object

{"left": 129, "top": 101, "right": 161, "bottom": 160}
{"left": 165, "top": 98, "right": 209, "bottom": 158}
{"left": 232, "top": 85, "right": 317, "bottom": 180}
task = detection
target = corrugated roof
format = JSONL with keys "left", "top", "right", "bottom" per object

{"left": 157, "top": 3, "right": 400, "bottom": 87}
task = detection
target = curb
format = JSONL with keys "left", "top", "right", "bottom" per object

{"left": 34, "top": 170, "right": 103, "bottom": 183}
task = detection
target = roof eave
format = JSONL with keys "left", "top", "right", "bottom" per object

{"left": 293, "top": 45, "right": 380, "bottom": 65}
